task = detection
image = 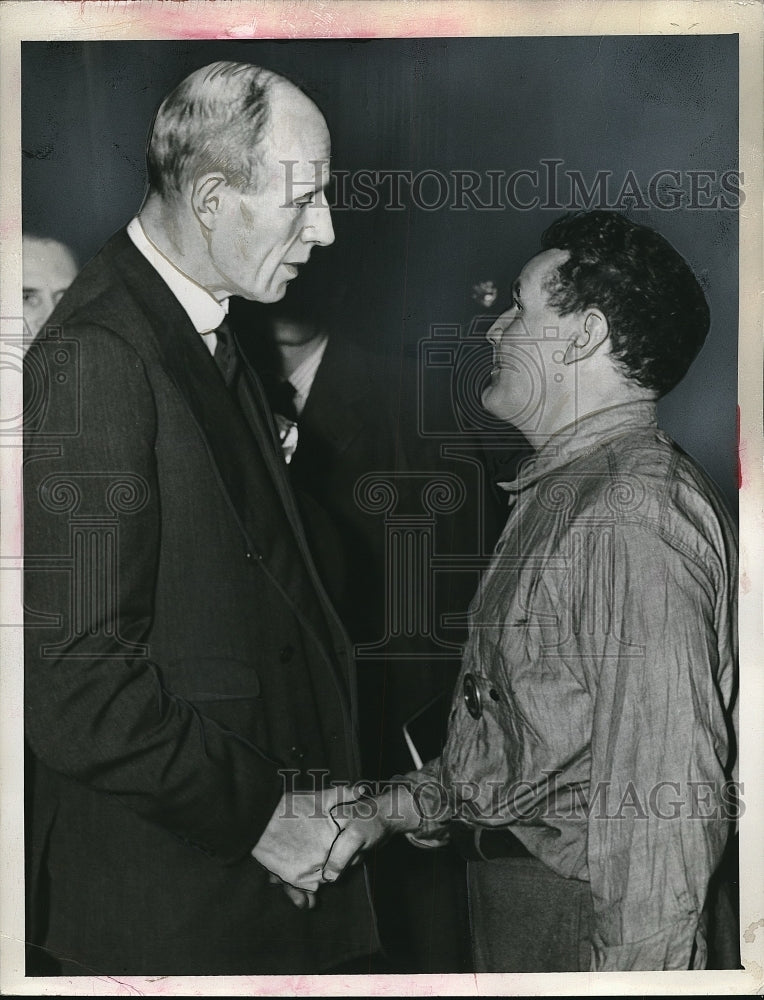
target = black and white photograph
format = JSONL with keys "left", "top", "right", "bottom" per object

{"left": 1, "top": 1, "right": 762, "bottom": 995}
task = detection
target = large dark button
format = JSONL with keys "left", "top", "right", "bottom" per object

{"left": 463, "top": 672, "right": 482, "bottom": 719}
{"left": 279, "top": 644, "right": 294, "bottom": 663}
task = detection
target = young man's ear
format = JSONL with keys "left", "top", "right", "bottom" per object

{"left": 563, "top": 310, "right": 609, "bottom": 365}
{"left": 191, "top": 174, "right": 227, "bottom": 230}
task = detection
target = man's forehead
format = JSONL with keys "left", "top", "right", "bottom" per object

{"left": 22, "top": 242, "right": 78, "bottom": 281}
{"left": 264, "top": 86, "right": 330, "bottom": 150}
{"left": 517, "top": 248, "right": 569, "bottom": 291}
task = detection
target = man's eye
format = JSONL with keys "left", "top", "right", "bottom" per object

{"left": 512, "top": 297, "right": 523, "bottom": 312}
{"left": 23, "top": 289, "right": 41, "bottom": 308}
{"left": 294, "top": 194, "right": 315, "bottom": 208}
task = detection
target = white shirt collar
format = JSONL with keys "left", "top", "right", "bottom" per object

{"left": 127, "top": 217, "right": 228, "bottom": 335}
{"left": 289, "top": 335, "right": 328, "bottom": 415}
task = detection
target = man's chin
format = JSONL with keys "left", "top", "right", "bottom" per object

{"left": 238, "top": 283, "right": 288, "bottom": 305}
{"left": 481, "top": 386, "right": 502, "bottom": 419}
{"left": 481, "top": 388, "right": 525, "bottom": 427}
{"left": 261, "top": 281, "right": 289, "bottom": 304}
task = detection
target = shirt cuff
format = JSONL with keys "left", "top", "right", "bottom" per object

{"left": 390, "top": 761, "right": 453, "bottom": 841}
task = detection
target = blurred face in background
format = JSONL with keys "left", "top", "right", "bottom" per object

{"left": 272, "top": 316, "right": 323, "bottom": 348}
{"left": 22, "top": 236, "right": 79, "bottom": 340}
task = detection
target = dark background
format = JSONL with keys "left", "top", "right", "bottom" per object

{"left": 21, "top": 36, "right": 739, "bottom": 512}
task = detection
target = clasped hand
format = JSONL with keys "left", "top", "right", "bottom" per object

{"left": 252, "top": 784, "right": 421, "bottom": 908}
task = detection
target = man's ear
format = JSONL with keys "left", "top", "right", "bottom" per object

{"left": 191, "top": 173, "right": 227, "bottom": 230}
{"left": 563, "top": 310, "right": 609, "bottom": 365}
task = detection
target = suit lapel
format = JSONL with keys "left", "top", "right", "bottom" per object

{"left": 103, "top": 232, "right": 352, "bottom": 699}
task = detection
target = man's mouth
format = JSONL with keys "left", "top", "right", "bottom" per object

{"left": 491, "top": 357, "right": 520, "bottom": 376}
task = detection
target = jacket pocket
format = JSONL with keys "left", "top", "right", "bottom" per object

{"left": 162, "top": 657, "right": 261, "bottom": 702}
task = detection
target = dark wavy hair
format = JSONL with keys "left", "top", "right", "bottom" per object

{"left": 540, "top": 211, "right": 710, "bottom": 397}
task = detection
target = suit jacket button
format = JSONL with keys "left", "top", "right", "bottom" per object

{"left": 290, "top": 745, "right": 306, "bottom": 760}
{"left": 279, "top": 644, "right": 294, "bottom": 663}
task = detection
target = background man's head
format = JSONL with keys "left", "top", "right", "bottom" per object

{"left": 22, "top": 235, "right": 79, "bottom": 340}
{"left": 143, "top": 61, "right": 334, "bottom": 303}
{"left": 539, "top": 210, "right": 710, "bottom": 397}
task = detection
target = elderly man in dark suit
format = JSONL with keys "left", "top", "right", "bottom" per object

{"left": 23, "top": 61, "right": 378, "bottom": 976}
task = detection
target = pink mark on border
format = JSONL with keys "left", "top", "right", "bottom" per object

{"left": 736, "top": 404, "right": 743, "bottom": 490}
{"left": 129, "top": 4, "right": 470, "bottom": 41}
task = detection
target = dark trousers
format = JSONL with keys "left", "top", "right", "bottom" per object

{"left": 468, "top": 856, "right": 593, "bottom": 972}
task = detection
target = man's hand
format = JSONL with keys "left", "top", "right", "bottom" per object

{"left": 252, "top": 786, "right": 359, "bottom": 892}
{"left": 322, "top": 785, "right": 421, "bottom": 883}
{"left": 267, "top": 872, "right": 317, "bottom": 910}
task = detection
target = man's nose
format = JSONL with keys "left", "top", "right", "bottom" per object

{"left": 304, "top": 202, "right": 335, "bottom": 247}
{"left": 486, "top": 320, "right": 503, "bottom": 347}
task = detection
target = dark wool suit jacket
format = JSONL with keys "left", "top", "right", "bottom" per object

{"left": 283, "top": 337, "right": 481, "bottom": 775}
{"left": 288, "top": 338, "right": 403, "bottom": 647}
{"left": 23, "top": 230, "right": 378, "bottom": 976}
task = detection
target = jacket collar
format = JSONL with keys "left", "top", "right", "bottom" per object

{"left": 126, "top": 216, "right": 228, "bottom": 334}
{"left": 500, "top": 400, "right": 658, "bottom": 494}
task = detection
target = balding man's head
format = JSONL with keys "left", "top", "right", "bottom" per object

{"left": 141, "top": 62, "right": 334, "bottom": 303}
{"left": 147, "top": 61, "right": 282, "bottom": 200}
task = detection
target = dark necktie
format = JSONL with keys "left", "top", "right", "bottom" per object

{"left": 213, "top": 319, "right": 239, "bottom": 387}
{"left": 267, "top": 378, "right": 299, "bottom": 423}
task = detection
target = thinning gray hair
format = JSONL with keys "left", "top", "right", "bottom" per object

{"left": 147, "top": 61, "right": 277, "bottom": 199}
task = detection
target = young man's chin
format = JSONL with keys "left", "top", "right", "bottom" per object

{"left": 481, "top": 386, "right": 506, "bottom": 420}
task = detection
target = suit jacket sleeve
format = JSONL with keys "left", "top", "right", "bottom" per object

{"left": 24, "top": 324, "right": 283, "bottom": 864}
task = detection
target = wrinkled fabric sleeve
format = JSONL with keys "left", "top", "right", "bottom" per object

{"left": 390, "top": 758, "right": 454, "bottom": 846}
{"left": 586, "top": 523, "right": 734, "bottom": 970}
